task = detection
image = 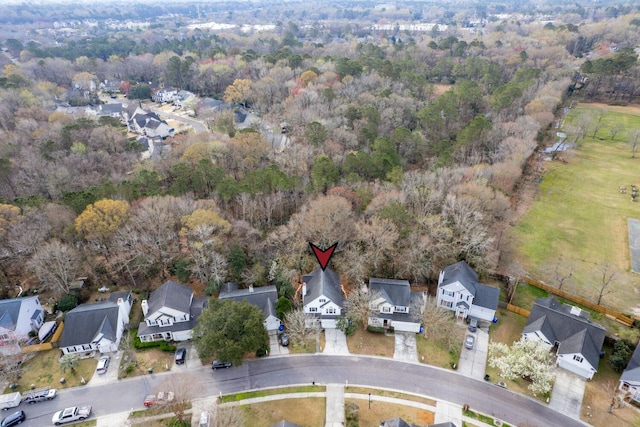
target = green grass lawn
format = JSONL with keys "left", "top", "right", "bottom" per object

{"left": 508, "top": 103, "right": 640, "bottom": 314}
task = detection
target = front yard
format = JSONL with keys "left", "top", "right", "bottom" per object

{"left": 346, "top": 328, "right": 395, "bottom": 357}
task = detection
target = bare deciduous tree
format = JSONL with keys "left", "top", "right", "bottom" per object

{"left": 215, "top": 406, "right": 244, "bottom": 427}
{"left": 160, "top": 373, "right": 201, "bottom": 424}
{"left": 284, "top": 308, "right": 315, "bottom": 346}
{"left": 596, "top": 263, "right": 616, "bottom": 306}
{"left": 416, "top": 296, "right": 455, "bottom": 349}
{"left": 28, "top": 239, "right": 82, "bottom": 296}
{"left": 345, "top": 282, "right": 380, "bottom": 329}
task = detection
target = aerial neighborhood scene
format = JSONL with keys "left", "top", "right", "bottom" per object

{"left": 1, "top": 0, "right": 640, "bottom": 426}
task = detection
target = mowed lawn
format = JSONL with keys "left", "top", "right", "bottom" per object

{"left": 509, "top": 103, "right": 640, "bottom": 313}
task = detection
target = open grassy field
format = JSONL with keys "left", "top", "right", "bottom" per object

{"left": 508, "top": 103, "right": 640, "bottom": 315}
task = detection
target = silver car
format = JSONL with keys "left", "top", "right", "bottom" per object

{"left": 96, "top": 356, "right": 110, "bottom": 375}
{"left": 465, "top": 335, "right": 475, "bottom": 350}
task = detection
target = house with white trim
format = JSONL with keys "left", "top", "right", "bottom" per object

{"left": 620, "top": 344, "right": 640, "bottom": 401}
{"left": 522, "top": 297, "right": 605, "bottom": 380}
{"left": 137, "top": 281, "right": 207, "bottom": 342}
{"left": 437, "top": 260, "right": 499, "bottom": 322}
{"left": 367, "top": 278, "right": 424, "bottom": 333}
{"left": 59, "top": 291, "right": 132, "bottom": 356}
{"left": 0, "top": 296, "right": 45, "bottom": 355}
{"left": 218, "top": 283, "right": 281, "bottom": 332}
{"left": 302, "top": 268, "right": 344, "bottom": 328}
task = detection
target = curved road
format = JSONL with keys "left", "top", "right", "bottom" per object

{"left": 146, "top": 106, "right": 209, "bottom": 134}
{"left": 16, "top": 355, "right": 586, "bottom": 427}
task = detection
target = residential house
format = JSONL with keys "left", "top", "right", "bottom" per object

{"left": 96, "top": 103, "right": 125, "bottom": 120}
{"left": 368, "top": 278, "right": 424, "bottom": 333}
{"left": 270, "top": 421, "right": 302, "bottom": 427}
{"left": 137, "top": 281, "right": 207, "bottom": 342}
{"left": 620, "top": 344, "right": 640, "bottom": 401}
{"left": 522, "top": 297, "right": 605, "bottom": 380}
{"left": 0, "top": 296, "right": 45, "bottom": 355}
{"left": 380, "top": 419, "right": 456, "bottom": 427}
{"left": 59, "top": 290, "right": 132, "bottom": 355}
{"left": 136, "top": 135, "right": 168, "bottom": 160}
{"left": 302, "top": 268, "right": 344, "bottom": 328}
{"left": 127, "top": 107, "right": 174, "bottom": 139}
{"left": 436, "top": 261, "right": 499, "bottom": 322}
{"left": 99, "top": 80, "right": 122, "bottom": 94}
{"left": 218, "top": 283, "right": 281, "bottom": 332}
{"left": 152, "top": 87, "right": 178, "bottom": 103}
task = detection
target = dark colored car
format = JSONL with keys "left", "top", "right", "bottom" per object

{"left": 468, "top": 318, "right": 478, "bottom": 332}
{"left": 279, "top": 332, "right": 289, "bottom": 346}
{"left": 1, "top": 410, "right": 26, "bottom": 427}
{"left": 175, "top": 348, "right": 186, "bottom": 365}
{"left": 211, "top": 360, "right": 232, "bottom": 370}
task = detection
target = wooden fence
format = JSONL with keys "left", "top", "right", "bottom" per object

{"left": 521, "top": 276, "right": 634, "bottom": 327}
{"left": 506, "top": 304, "right": 530, "bottom": 318}
{"left": 22, "top": 342, "right": 52, "bottom": 353}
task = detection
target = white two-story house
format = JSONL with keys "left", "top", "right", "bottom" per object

{"left": 437, "top": 260, "right": 499, "bottom": 322}
{"left": 137, "top": 281, "right": 207, "bottom": 342}
{"left": 0, "top": 296, "right": 45, "bottom": 354}
{"left": 367, "top": 278, "right": 424, "bottom": 333}
{"left": 302, "top": 267, "right": 344, "bottom": 328}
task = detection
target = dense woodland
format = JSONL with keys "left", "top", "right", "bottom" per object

{"left": 0, "top": 1, "right": 639, "bottom": 303}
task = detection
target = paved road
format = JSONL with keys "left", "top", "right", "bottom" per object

{"left": 14, "top": 355, "right": 588, "bottom": 427}
{"left": 146, "top": 106, "right": 209, "bottom": 134}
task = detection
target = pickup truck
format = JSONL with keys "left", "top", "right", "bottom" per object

{"left": 22, "top": 387, "right": 57, "bottom": 404}
{"left": 51, "top": 406, "right": 92, "bottom": 425}
{"left": 0, "top": 392, "right": 22, "bottom": 410}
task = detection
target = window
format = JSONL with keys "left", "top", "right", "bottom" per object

{"left": 319, "top": 298, "right": 326, "bottom": 303}
{"left": 309, "top": 307, "right": 318, "bottom": 313}
{"left": 382, "top": 307, "right": 392, "bottom": 313}
{"left": 573, "top": 355, "right": 583, "bottom": 363}
{"left": 442, "top": 290, "right": 455, "bottom": 297}
{"left": 442, "top": 301, "right": 453, "bottom": 308}
{"left": 326, "top": 307, "right": 336, "bottom": 314}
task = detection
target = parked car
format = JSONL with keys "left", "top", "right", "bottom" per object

{"left": 468, "top": 318, "right": 478, "bottom": 332}
{"left": 96, "top": 356, "right": 110, "bottom": 375}
{"left": 465, "top": 334, "right": 475, "bottom": 350}
{"left": 1, "top": 411, "right": 25, "bottom": 427}
{"left": 199, "top": 411, "right": 210, "bottom": 427}
{"left": 22, "top": 387, "right": 57, "bottom": 404}
{"left": 175, "top": 348, "right": 186, "bottom": 365}
{"left": 279, "top": 332, "right": 289, "bottom": 346}
{"left": 143, "top": 392, "right": 174, "bottom": 407}
{"left": 211, "top": 360, "right": 232, "bottom": 370}
{"left": 51, "top": 406, "right": 91, "bottom": 425}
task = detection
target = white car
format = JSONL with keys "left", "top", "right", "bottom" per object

{"left": 96, "top": 356, "right": 110, "bottom": 375}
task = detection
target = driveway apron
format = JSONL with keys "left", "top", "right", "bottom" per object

{"left": 393, "top": 332, "right": 418, "bottom": 362}
{"left": 549, "top": 369, "right": 586, "bottom": 419}
{"left": 457, "top": 328, "right": 488, "bottom": 379}
{"left": 323, "top": 328, "right": 349, "bottom": 355}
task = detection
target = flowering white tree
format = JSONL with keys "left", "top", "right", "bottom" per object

{"left": 488, "top": 338, "right": 555, "bottom": 396}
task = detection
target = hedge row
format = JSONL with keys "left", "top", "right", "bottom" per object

{"left": 133, "top": 336, "right": 177, "bottom": 352}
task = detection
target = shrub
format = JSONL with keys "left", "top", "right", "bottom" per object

{"left": 169, "top": 259, "right": 191, "bottom": 283}
{"left": 345, "top": 401, "right": 359, "bottom": 427}
{"left": 133, "top": 336, "right": 175, "bottom": 351}
{"left": 367, "top": 325, "right": 385, "bottom": 334}
{"left": 58, "top": 293, "right": 79, "bottom": 312}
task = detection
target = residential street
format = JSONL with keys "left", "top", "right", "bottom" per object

{"left": 15, "top": 355, "right": 589, "bottom": 427}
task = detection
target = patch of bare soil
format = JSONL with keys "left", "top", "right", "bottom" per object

{"left": 587, "top": 102, "right": 640, "bottom": 116}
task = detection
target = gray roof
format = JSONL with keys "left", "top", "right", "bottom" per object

{"left": 523, "top": 298, "right": 606, "bottom": 370}
{"left": 138, "top": 296, "right": 207, "bottom": 337}
{"left": 439, "top": 261, "right": 499, "bottom": 310}
{"left": 429, "top": 423, "right": 457, "bottom": 427}
{"left": 0, "top": 296, "right": 39, "bottom": 332}
{"left": 98, "top": 103, "right": 122, "bottom": 116}
{"left": 380, "top": 418, "right": 415, "bottom": 427}
{"left": 60, "top": 301, "right": 119, "bottom": 347}
{"left": 147, "top": 281, "right": 193, "bottom": 316}
{"left": 108, "top": 290, "right": 131, "bottom": 304}
{"left": 219, "top": 285, "right": 279, "bottom": 322}
{"left": 303, "top": 268, "right": 343, "bottom": 307}
{"left": 621, "top": 343, "right": 640, "bottom": 383}
{"left": 369, "top": 278, "right": 411, "bottom": 307}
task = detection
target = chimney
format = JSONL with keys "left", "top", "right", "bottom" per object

{"left": 117, "top": 298, "right": 123, "bottom": 305}
{"left": 248, "top": 285, "right": 254, "bottom": 293}
{"left": 302, "top": 282, "right": 307, "bottom": 297}
{"left": 141, "top": 300, "right": 149, "bottom": 317}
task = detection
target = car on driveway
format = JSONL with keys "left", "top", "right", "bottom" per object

{"left": 465, "top": 334, "right": 475, "bottom": 350}
{"left": 468, "top": 317, "right": 478, "bottom": 332}
{"left": 279, "top": 332, "right": 289, "bottom": 346}
{"left": 175, "top": 348, "right": 186, "bottom": 365}
{"left": 96, "top": 356, "right": 110, "bottom": 375}
{"left": 211, "top": 360, "right": 232, "bottom": 370}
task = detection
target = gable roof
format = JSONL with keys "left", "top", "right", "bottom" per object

{"left": 60, "top": 301, "right": 119, "bottom": 347}
{"left": 302, "top": 268, "right": 343, "bottom": 306}
{"left": 218, "top": 285, "right": 279, "bottom": 321}
{"left": 109, "top": 290, "right": 132, "bottom": 304}
{"left": 98, "top": 103, "right": 123, "bottom": 116}
{"left": 440, "top": 261, "right": 499, "bottom": 310}
{"left": 621, "top": 343, "right": 640, "bottom": 383}
{"left": 147, "top": 281, "right": 193, "bottom": 316}
{"left": 0, "top": 297, "right": 40, "bottom": 332}
{"left": 369, "top": 278, "right": 411, "bottom": 307}
{"left": 380, "top": 418, "right": 414, "bottom": 427}
{"left": 523, "top": 297, "right": 606, "bottom": 370}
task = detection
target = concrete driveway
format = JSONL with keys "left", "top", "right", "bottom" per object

{"left": 549, "top": 369, "right": 586, "bottom": 419}
{"left": 323, "top": 328, "right": 349, "bottom": 355}
{"left": 394, "top": 332, "right": 418, "bottom": 362}
{"left": 269, "top": 330, "right": 289, "bottom": 355}
{"left": 173, "top": 343, "right": 203, "bottom": 370}
{"left": 87, "top": 352, "right": 120, "bottom": 387}
{"left": 457, "top": 328, "right": 488, "bottom": 379}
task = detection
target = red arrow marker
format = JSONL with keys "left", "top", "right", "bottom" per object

{"left": 309, "top": 242, "right": 338, "bottom": 271}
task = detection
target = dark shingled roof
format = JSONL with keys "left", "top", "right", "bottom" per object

{"left": 439, "top": 261, "right": 499, "bottom": 310}
{"left": 379, "top": 418, "right": 415, "bottom": 427}
{"left": 138, "top": 296, "right": 207, "bottom": 337}
{"left": 302, "top": 268, "right": 343, "bottom": 307}
{"left": 60, "top": 302, "right": 119, "bottom": 347}
{"left": 523, "top": 297, "right": 605, "bottom": 371}
{"left": 269, "top": 421, "right": 303, "bottom": 427}
{"left": 369, "top": 278, "right": 411, "bottom": 307}
{"left": 0, "top": 299, "right": 21, "bottom": 331}
{"left": 108, "top": 290, "right": 131, "bottom": 304}
{"left": 219, "top": 285, "right": 279, "bottom": 322}
{"left": 147, "top": 281, "right": 193, "bottom": 316}
{"left": 621, "top": 343, "right": 640, "bottom": 383}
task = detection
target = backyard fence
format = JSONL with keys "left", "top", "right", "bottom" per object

{"left": 506, "top": 304, "right": 530, "bottom": 317}
{"left": 521, "top": 276, "right": 634, "bottom": 327}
